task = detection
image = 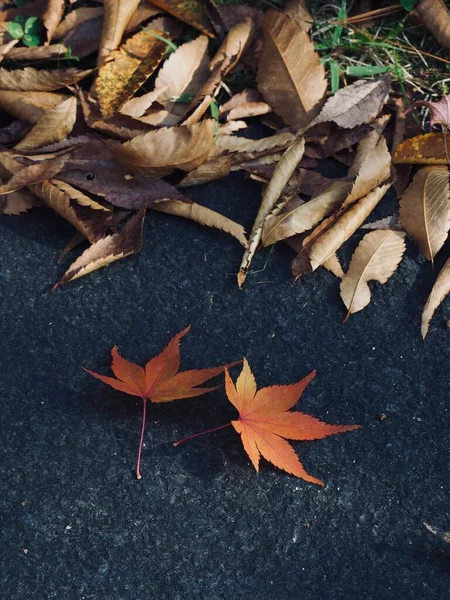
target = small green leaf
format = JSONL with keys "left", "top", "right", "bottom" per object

{"left": 22, "top": 33, "right": 40, "bottom": 47}
{"left": 6, "top": 22, "right": 24, "bottom": 39}
{"left": 330, "top": 61, "right": 340, "bottom": 93}
{"left": 173, "top": 93, "right": 195, "bottom": 103}
{"left": 400, "top": 0, "right": 418, "bottom": 10}
{"left": 24, "top": 16, "right": 43, "bottom": 36}
{"left": 346, "top": 65, "right": 392, "bottom": 77}
{"left": 13, "top": 15, "right": 26, "bottom": 25}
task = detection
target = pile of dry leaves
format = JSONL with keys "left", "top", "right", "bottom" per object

{"left": 0, "top": 0, "right": 449, "bottom": 336}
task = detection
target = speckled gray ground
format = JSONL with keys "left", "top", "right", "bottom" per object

{"left": 2, "top": 172, "right": 450, "bottom": 600}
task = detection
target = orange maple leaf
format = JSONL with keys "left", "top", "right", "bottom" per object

{"left": 175, "top": 359, "right": 360, "bottom": 485}
{"left": 84, "top": 326, "right": 236, "bottom": 479}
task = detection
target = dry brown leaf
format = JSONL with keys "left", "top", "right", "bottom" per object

{"left": 284, "top": 0, "right": 313, "bottom": 31}
{"left": 393, "top": 133, "right": 450, "bottom": 165}
{"left": 15, "top": 97, "right": 77, "bottom": 151}
{"left": 120, "top": 87, "right": 167, "bottom": 119}
{"left": 256, "top": 10, "right": 326, "bottom": 131}
{"left": 152, "top": 35, "right": 210, "bottom": 119}
{"left": 323, "top": 254, "right": 344, "bottom": 278}
{"left": 0, "top": 154, "right": 68, "bottom": 196}
{"left": 238, "top": 137, "right": 305, "bottom": 287}
{"left": 220, "top": 89, "right": 271, "bottom": 121}
{"left": 56, "top": 206, "right": 146, "bottom": 287}
{"left": 96, "top": 22, "right": 170, "bottom": 117}
{"left": 340, "top": 230, "right": 406, "bottom": 317}
{"left": 32, "top": 179, "right": 111, "bottom": 243}
{"left": 0, "top": 189, "right": 40, "bottom": 214}
{"left": 53, "top": 7, "right": 104, "bottom": 40}
{"left": 149, "top": 0, "right": 215, "bottom": 37}
{"left": 422, "top": 257, "right": 450, "bottom": 338}
{"left": 153, "top": 198, "right": 247, "bottom": 247}
{"left": 0, "top": 67, "right": 90, "bottom": 91}
{"left": 411, "top": 0, "right": 450, "bottom": 49}
{"left": 399, "top": 166, "right": 450, "bottom": 262}
{"left": 177, "top": 155, "right": 232, "bottom": 187}
{"left": 5, "top": 43, "right": 69, "bottom": 63}
{"left": 97, "top": 0, "right": 141, "bottom": 66}
{"left": 310, "top": 76, "right": 391, "bottom": 129}
{"left": 126, "top": 3, "right": 161, "bottom": 32}
{"left": 109, "top": 120, "right": 216, "bottom": 177}
{"left": 182, "top": 18, "right": 253, "bottom": 126}
{"left": 42, "top": 0, "right": 65, "bottom": 44}
{"left": 293, "top": 183, "right": 391, "bottom": 278}
{"left": 361, "top": 214, "right": 402, "bottom": 231}
{"left": 0, "top": 90, "right": 69, "bottom": 123}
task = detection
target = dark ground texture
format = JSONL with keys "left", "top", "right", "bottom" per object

{"left": 2, "top": 171, "right": 450, "bottom": 600}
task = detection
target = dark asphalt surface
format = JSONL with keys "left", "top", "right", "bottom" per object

{"left": 2, "top": 171, "right": 450, "bottom": 599}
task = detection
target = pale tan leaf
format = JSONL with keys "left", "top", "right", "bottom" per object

{"left": 126, "top": 3, "right": 161, "bottom": 32}
{"left": 422, "top": 257, "right": 450, "bottom": 338}
{"left": 411, "top": 0, "right": 450, "bottom": 49}
{"left": 0, "top": 67, "right": 91, "bottom": 91}
{"left": 56, "top": 206, "right": 145, "bottom": 287}
{"left": 0, "top": 90, "right": 69, "bottom": 123}
{"left": 340, "top": 230, "right": 406, "bottom": 316}
{"left": 345, "top": 134, "right": 391, "bottom": 204}
{"left": 220, "top": 89, "right": 271, "bottom": 121}
{"left": 399, "top": 166, "right": 450, "bottom": 262}
{"left": 110, "top": 120, "right": 216, "bottom": 177}
{"left": 149, "top": 0, "right": 215, "bottom": 37}
{"left": 97, "top": 0, "right": 141, "bottom": 66}
{"left": 238, "top": 137, "right": 305, "bottom": 287}
{"left": 182, "top": 19, "right": 253, "bottom": 126}
{"left": 177, "top": 156, "right": 232, "bottom": 187}
{"left": 5, "top": 43, "right": 69, "bottom": 63}
{"left": 53, "top": 7, "right": 104, "bottom": 40}
{"left": 310, "top": 76, "right": 391, "bottom": 129}
{"left": 153, "top": 35, "right": 210, "bottom": 118}
{"left": 120, "top": 86, "right": 168, "bottom": 118}
{"left": 284, "top": 0, "right": 313, "bottom": 31}
{"left": 153, "top": 198, "right": 247, "bottom": 246}
{"left": 0, "top": 154, "right": 68, "bottom": 195}
{"left": 323, "top": 254, "right": 344, "bottom": 278}
{"left": 0, "top": 189, "right": 40, "bottom": 214}
{"left": 256, "top": 10, "right": 326, "bottom": 130}
{"left": 15, "top": 97, "right": 77, "bottom": 151}
{"left": 293, "top": 183, "right": 392, "bottom": 277}
{"left": 43, "top": 0, "right": 65, "bottom": 44}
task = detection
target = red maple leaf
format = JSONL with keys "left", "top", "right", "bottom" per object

{"left": 175, "top": 359, "right": 360, "bottom": 485}
{"left": 85, "top": 326, "right": 236, "bottom": 478}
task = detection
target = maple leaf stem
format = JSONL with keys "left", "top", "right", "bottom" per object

{"left": 172, "top": 423, "right": 231, "bottom": 447}
{"left": 136, "top": 397, "right": 147, "bottom": 480}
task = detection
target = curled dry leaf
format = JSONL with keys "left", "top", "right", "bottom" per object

{"left": 393, "top": 133, "right": 450, "bottom": 165}
{"left": 0, "top": 67, "right": 91, "bottom": 91}
{"left": 220, "top": 89, "right": 271, "bottom": 121}
{"left": 97, "top": 0, "right": 141, "bottom": 66}
{"left": 32, "top": 179, "right": 111, "bottom": 243}
{"left": 293, "top": 183, "right": 392, "bottom": 278}
{"left": 422, "top": 257, "right": 450, "bottom": 338}
{"left": 56, "top": 205, "right": 145, "bottom": 287}
{"left": 399, "top": 166, "right": 450, "bottom": 262}
{"left": 109, "top": 119, "right": 216, "bottom": 177}
{"left": 42, "top": 0, "right": 65, "bottom": 44}
{"left": 238, "top": 137, "right": 305, "bottom": 287}
{"left": 150, "top": 0, "right": 215, "bottom": 38}
{"left": 152, "top": 35, "right": 210, "bottom": 119}
{"left": 0, "top": 154, "right": 68, "bottom": 196}
{"left": 0, "top": 189, "right": 40, "bottom": 215}
{"left": 256, "top": 10, "right": 326, "bottom": 131}
{"left": 340, "top": 230, "right": 406, "bottom": 317}
{"left": 411, "top": 0, "right": 450, "bottom": 49}
{"left": 310, "top": 76, "right": 391, "bottom": 129}
{"left": 0, "top": 90, "right": 69, "bottom": 123}
{"left": 153, "top": 198, "right": 247, "bottom": 247}
{"left": 96, "top": 23, "right": 170, "bottom": 117}
{"left": 412, "top": 96, "right": 450, "bottom": 130}
{"left": 15, "top": 96, "right": 77, "bottom": 151}
{"left": 182, "top": 18, "right": 253, "bottom": 126}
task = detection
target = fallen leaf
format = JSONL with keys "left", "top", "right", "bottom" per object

{"left": 42, "top": 0, "right": 65, "bottom": 44}
{"left": 152, "top": 198, "right": 247, "bottom": 246}
{"left": 176, "top": 359, "right": 359, "bottom": 484}
{"left": 238, "top": 137, "right": 306, "bottom": 287}
{"left": 85, "top": 325, "right": 235, "bottom": 477}
{"left": 323, "top": 253, "right": 344, "bottom": 278}
{"left": 109, "top": 120, "right": 216, "bottom": 176}
{"left": 422, "top": 257, "right": 450, "bottom": 338}
{"left": 399, "top": 166, "right": 450, "bottom": 262}
{"left": 284, "top": 0, "right": 313, "bottom": 31}
{"left": 411, "top": 0, "right": 450, "bottom": 49}
{"left": 96, "top": 23, "right": 170, "bottom": 117}
{"left": 15, "top": 96, "right": 77, "bottom": 151}
{"left": 361, "top": 214, "right": 402, "bottom": 231}
{"left": 0, "top": 67, "right": 91, "bottom": 91}
{"left": 97, "top": 0, "right": 141, "bottom": 66}
{"left": 0, "top": 90, "right": 69, "bottom": 123}
{"left": 150, "top": 0, "right": 215, "bottom": 38}
{"left": 340, "top": 230, "right": 406, "bottom": 317}
{"left": 0, "top": 189, "right": 40, "bottom": 214}
{"left": 56, "top": 204, "right": 145, "bottom": 287}
{"left": 53, "top": 6, "right": 104, "bottom": 40}
{"left": 310, "top": 76, "right": 391, "bottom": 129}
{"left": 256, "top": 10, "right": 326, "bottom": 130}
{"left": 0, "top": 154, "right": 68, "bottom": 196}
{"left": 61, "top": 13, "right": 103, "bottom": 60}
{"left": 410, "top": 95, "right": 450, "bottom": 130}
{"left": 393, "top": 133, "right": 450, "bottom": 164}
{"left": 220, "top": 89, "right": 271, "bottom": 121}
